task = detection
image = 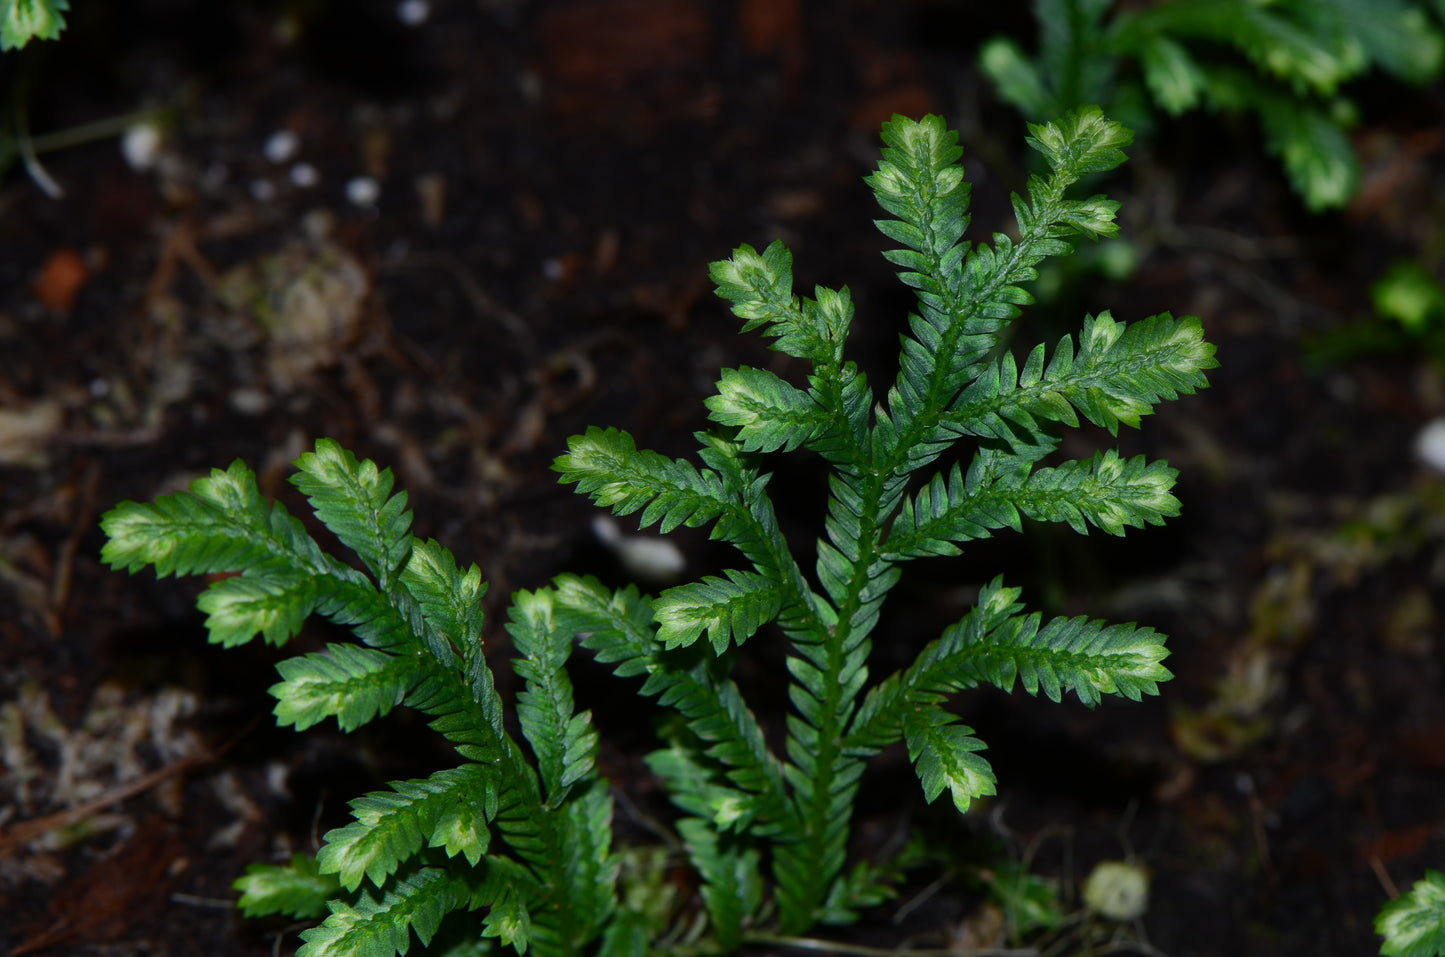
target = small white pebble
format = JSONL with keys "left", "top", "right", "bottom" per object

{"left": 592, "top": 515, "right": 687, "bottom": 583}
{"left": 1083, "top": 860, "right": 1150, "bottom": 921}
{"left": 541, "top": 257, "right": 565, "bottom": 280}
{"left": 1415, "top": 418, "right": 1445, "bottom": 474}
{"left": 263, "top": 129, "right": 300, "bottom": 164}
{"left": 248, "top": 178, "right": 277, "bottom": 203}
{"left": 229, "top": 387, "right": 270, "bottom": 415}
{"left": 120, "top": 121, "right": 163, "bottom": 172}
{"left": 345, "top": 175, "right": 380, "bottom": 206}
{"left": 88, "top": 377, "right": 110, "bottom": 398}
{"left": 265, "top": 761, "right": 291, "bottom": 798}
{"left": 396, "top": 0, "right": 430, "bottom": 26}
{"left": 289, "top": 162, "right": 319, "bottom": 188}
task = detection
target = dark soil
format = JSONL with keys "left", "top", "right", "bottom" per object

{"left": 2, "top": 2, "right": 1443, "bottom": 956}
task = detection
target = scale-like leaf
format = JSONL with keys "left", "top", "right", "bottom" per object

{"left": 481, "top": 888, "right": 532, "bottom": 954}
{"left": 293, "top": 439, "right": 414, "bottom": 589}
{"left": 710, "top": 241, "right": 848, "bottom": 365}
{"left": 554, "top": 426, "right": 734, "bottom": 533}
{"left": 845, "top": 577, "right": 1026, "bottom": 754}
{"left": 676, "top": 816, "right": 762, "bottom": 951}
{"left": 234, "top": 853, "right": 339, "bottom": 920}
{"left": 196, "top": 574, "right": 318, "bottom": 647}
{"left": 1, "top": 0, "right": 69, "bottom": 50}
{"left": 1377, "top": 869, "right": 1445, "bottom": 957}
{"left": 100, "top": 460, "right": 331, "bottom": 580}
{"left": 902, "top": 709, "right": 996, "bottom": 813}
{"left": 887, "top": 447, "right": 1181, "bottom": 560}
{"left": 706, "top": 366, "right": 826, "bottom": 453}
{"left": 508, "top": 588, "right": 598, "bottom": 805}
{"left": 1020, "top": 450, "right": 1181, "bottom": 536}
{"left": 653, "top": 568, "right": 783, "bottom": 653}
{"left": 964, "top": 612, "right": 1172, "bottom": 707}
{"left": 559, "top": 780, "right": 620, "bottom": 941}
{"left": 270, "top": 642, "right": 418, "bottom": 732}
{"left": 1025, "top": 105, "right": 1134, "bottom": 178}
{"left": 551, "top": 575, "right": 793, "bottom": 829}
{"left": 401, "top": 539, "right": 486, "bottom": 651}
{"left": 948, "top": 311, "right": 1217, "bottom": 438}
{"left": 318, "top": 767, "right": 495, "bottom": 892}
{"left": 297, "top": 867, "right": 470, "bottom": 957}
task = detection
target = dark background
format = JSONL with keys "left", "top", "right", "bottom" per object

{"left": 1, "top": 1, "right": 1443, "bottom": 954}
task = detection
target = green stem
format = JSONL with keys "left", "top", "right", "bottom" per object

{"left": 777, "top": 466, "right": 888, "bottom": 930}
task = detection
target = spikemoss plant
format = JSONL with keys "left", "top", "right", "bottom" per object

{"left": 101, "top": 107, "right": 1216, "bottom": 955}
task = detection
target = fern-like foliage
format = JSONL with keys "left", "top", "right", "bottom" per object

{"left": 1, "top": 0, "right": 67, "bottom": 50}
{"left": 102, "top": 439, "right": 615, "bottom": 957}
{"left": 553, "top": 106, "right": 1214, "bottom": 938}
{"left": 1379, "top": 870, "right": 1445, "bottom": 957}
{"left": 103, "top": 109, "right": 1214, "bottom": 955}
{"left": 981, "top": 0, "right": 1445, "bottom": 210}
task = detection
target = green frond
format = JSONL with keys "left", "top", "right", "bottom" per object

{"left": 882, "top": 450, "right": 1034, "bottom": 561}
{"left": 297, "top": 867, "right": 472, "bottom": 957}
{"left": 292, "top": 439, "right": 415, "bottom": 590}
{"left": 901, "top": 709, "right": 997, "bottom": 814}
{"left": 647, "top": 742, "right": 756, "bottom": 832}
{"left": 653, "top": 568, "right": 783, "bottom": 653}
{"left": 558, "top": 780, "right": 620, "bottom": 942}
{"left": 963, "top": 610, "right": 1172, "bottom": 707}
{"left": 650, "top": 666, "right": 792, "bottom": 830}
{"left": 1247, "top": 83, "right": 1358, "bottom": 211}
{"left": 886, "top": 447, "right": 1180, "bottom": 559}
{"left": 554, "top": 426, "right": 734, "bottom": 533}
{"left": 845, "top": 577, "right": 1026, "bottom": 754}
{"left": 196, "top": 574, "right": 320, "bottom": 647}
{"left": 705, "top": 366, "right": 826, "bottom": 454}
{"left": 1025, "top": 105, "right": 1134, "bottom": 181}
{"left": 1323, "top": 0, "right": 1444, "bottom": 83}
{"left": 1, "top": 0, "right": 69, "bottom": 50}
{"left": 270, "top": 642, "right": 419, "bottom": 732}
{"left": 234, "top": 852, "right": 340, "bottom": 920}
{"left": 979, "top": 36, "right": 1056, "bottom": 117}
{"left": 866, "top": 112, "right": 971, "bottom": 297}
{"left": 507, "top": 588, "right": 598, "bottom": 805}
{"left": 980, "top": 0, "right": 1115, "bottom": 118}
{"left": 400, "top": 539, "right": 487, "bottom": 652}
{"left": 772, "top": 760, "right": 860, "bottom": 931}
{"left": 690, "top": 431, "right": 793, "bottom": 568}
{"left": 1021, "top": 450, "right": 1181, "bottom": 536}
{"left": 100, "top": 459, "right": 331, "bottom": 580}
{"left": 947, "top": 311, "right": 1217, "bottom": 438}
{"left": 710, "top": 241, "right": 848, "bottom": 366}
{"left": 549, "top": 575, "right": 792, "bottom": 829}
{"left": 1137, "top": 33, "right": 1208, "bottom": 114}
{"left": 480, "top": 889, "right": 532, "bottom": 954}
{"left": 311, "top": 578, "right": 423, "bottom": 656}
{"left": 675, "top": 816, "right": 762, "bottom": 951}
{"left": 784, "top": 624, "right": 873, "bottom": 742}
{"left": 1378, "top": 869, "right": 1445, "bottom": 957}
{"left": 873, "top": 109, "right": 1139, "bottom": 477}
{"left": 1121, "top": 0, "right": 1359, "bottom": 96}
{"left": 596, "top": 911, "right": 651, "bottom": 957}
{"left": 318, "top": 766, "right": 496, "bottom": 892}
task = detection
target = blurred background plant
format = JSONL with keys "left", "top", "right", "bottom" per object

{"left": 980, "top": 0, "right": 1445, "bottom": 211}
